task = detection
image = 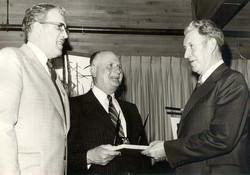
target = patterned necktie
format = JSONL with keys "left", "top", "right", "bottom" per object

{"left": 47, "top": 60, "right": 65, "bottom": 116}
{"left": 107, "top": 95, "right": 125, "bottom": 138}
{"left": 46, "top": 60, "right": 57, "bottom": 83}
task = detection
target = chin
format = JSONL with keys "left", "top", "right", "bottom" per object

{"left": 110, "top": 83, "right": 120, "bottom": 89}
{"left": 54, "top": 51, "right": 63, "bottom": 58}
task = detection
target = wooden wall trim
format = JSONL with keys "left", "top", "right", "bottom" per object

{"left": 1, "top": 24, "right": 250, "bottom": 38}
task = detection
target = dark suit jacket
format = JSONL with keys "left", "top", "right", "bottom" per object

{"left": 164, "top": 64, "right": 250, "bottom": 174}
{"left": 68, "top": 90, "right": 151, "bottom": 174}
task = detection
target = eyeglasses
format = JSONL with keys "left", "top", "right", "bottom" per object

{"left": 38, "top": 21, "right": 69, "bottom": 34}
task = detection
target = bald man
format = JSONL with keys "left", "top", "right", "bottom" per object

{"left": 68, "top": 51, "right": 151, "bottom": 174}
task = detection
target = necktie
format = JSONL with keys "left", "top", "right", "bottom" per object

{"left": 47, "top": 60, "right": 65, "bottom": 116}
{"left": 194, "top": 77, "right": 202, "bottom": 91}
{"left": 195, "top": 81, "right": 202, "bottom": 89}
{"left": 107, "top": 95, "right": 125, "bottom": 138}
{"left": 47, "top": 60, "right": 57, "bottom": 82}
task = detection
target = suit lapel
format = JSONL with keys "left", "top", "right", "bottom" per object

{"left": 85, "top": 90, "right": 116, "bottom": 131}
{"left": 181, "top": 64, "right": 228, "bottom": 120}
{"left": 19, "top": 44, "right": 67, "bottom": 130}
{"left": 56, "top": 78, "right": 70, "bottom": 132}
{"left": 181, "top": 80, "right": 215, "bottom": 120}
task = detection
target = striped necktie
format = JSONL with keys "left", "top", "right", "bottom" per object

{"left": 46, "top": 60, "right": 57, "bottom": 82}
{"left": 47, "top": 60, "right": 65, "bottom": 116}
{"left": 107, "top": 95, "right": 125, "bottom": 138}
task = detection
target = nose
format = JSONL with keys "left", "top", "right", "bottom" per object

{"left": 184, "top": 48, "right": 190, "bottom": 59}
{"left": 63, "top": 29, "right": 68, "bottom": 39}
{"left": 114, "top": 66, "right": 122, "bottom": 74}
{"left": 60, "top": 25, "right": 68, "bottom": 39}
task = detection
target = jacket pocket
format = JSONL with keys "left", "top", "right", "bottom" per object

{"left": 18, "top": 152, "right": 41, "bottom": 175}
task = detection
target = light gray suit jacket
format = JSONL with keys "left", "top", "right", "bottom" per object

{"left": 0, "top": 44, "right": 70, "bottom": 175}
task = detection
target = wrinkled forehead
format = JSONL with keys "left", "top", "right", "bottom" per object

{"left": 95, "top": 52, "right": 121, "bottom": 65}
{"left": 183, "top": 30, "right": 208, "bottom": 46}
{"left": 46, "top": 8, "right": 66, "bottom": 25}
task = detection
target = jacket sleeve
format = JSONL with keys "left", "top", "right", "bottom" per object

{"left": 0, "top": 48, "right": 22, "bottom": 175}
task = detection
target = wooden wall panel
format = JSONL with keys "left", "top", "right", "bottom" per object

{"left": 226, "top": 37, "right": 250, "bottom": 59}
{"left": 0, "top": 31, "right": 24, "bottom": 48}
{"left": 0, "top": 0, "right": 190, "bottom": 57}
{"left": 0, "top": 1, "right": 7, "bottom": 23}
{"left": 0, "top": 0, "right": 250, "bottom": 59}
{"left": 4, "top": 0, "right": 65, "bottom": 24}
{"left": 67, "top": 33, "right": 184, "bottom": 57}
{"left": 0, "top": 30, "right": 185, "bottom": 57}
{"left": 64, "top": 0, "right": 191, "bottom": 29}
{"left": 1, "top": 30, "right": 250, "bottom": 59}
{"left": 1, "top": 0, "right": 192, "bottom": 29}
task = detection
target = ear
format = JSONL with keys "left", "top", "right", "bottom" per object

{"left": 208, "top": 38, "right": 217, "bottom": 52}
{"left": 90, "top": 65, "right": 96, "bottom": 77}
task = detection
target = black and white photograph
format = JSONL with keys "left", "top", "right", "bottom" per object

{"left": 0, "top": 0, "right": 250, "bottom": 174}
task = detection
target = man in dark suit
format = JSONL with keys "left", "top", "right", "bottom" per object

{"left": 142, "top": 19, "right": 250, "bottom": 174}
{"left": 68, "top": 51, "right": 151, "bottom": 174}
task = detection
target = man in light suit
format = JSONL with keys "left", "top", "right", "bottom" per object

{"left": 68, "top": 51, "right": 151, "bottom": 174}
{"left": 142, "top": 19, "right": 250, "bottom": 174}
{"left": 0, "top": 3, "right": 70, "bottom": 175}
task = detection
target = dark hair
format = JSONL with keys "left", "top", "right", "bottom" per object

{"left": 184, "top": 19, "right": 224, "bottom": 48}
{"left": 22, "top": 3, "right": 65, "bottom": 42}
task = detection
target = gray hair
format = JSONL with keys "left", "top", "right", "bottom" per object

{"left": 184, "top": 19, "right": 224, "bottom": 48}
{"left": 22, "top": 3, "right": 65, "bottom": 42}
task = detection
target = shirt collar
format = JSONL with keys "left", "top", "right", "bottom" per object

{"left": 27, "top": 41, "right": 48, "bottom": 68}
{"left": 92, "top": 86, "right": 115, "bottom": 102}
{"left": 199, "top": 59, "right": 224, "bottom": 84}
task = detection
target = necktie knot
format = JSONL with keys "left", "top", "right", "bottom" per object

{"left": 194, "top": 79, "right": 202, "bottom": 91}
{"left": 196, "top": 81, "right": 202, "bottom": 87}
{"left": 46, "top": 59, "right": 53, "bottom": 69}
{"left": 107, "top": 94, "right": 112, "bottom": 102}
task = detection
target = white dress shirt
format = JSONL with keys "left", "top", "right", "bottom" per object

{"left": 27, "top": 41, "right": 50, "bottom": 74}
{"left": 92, "top": 85, "right": 127, "bottom": 137}
{"left": 27, "top": 41, "right": 66, "bottom": 107}
{"left": 199, "top": 60, "right": 224, "bottom": 84}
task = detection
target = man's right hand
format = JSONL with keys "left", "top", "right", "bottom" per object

{"left": 87, "top": 144, "right": 121, "bottom": 166}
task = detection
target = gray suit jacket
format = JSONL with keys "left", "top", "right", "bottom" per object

{"left": 0, "top": 44, "right": 70, "bottom": 175}
{"left": 164, "top": 64, "right": 250, "bottom": 174}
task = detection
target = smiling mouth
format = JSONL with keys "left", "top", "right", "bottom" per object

{"left": 190, "top": 60, "right": 196, "bottom": 64}
{"left": 57, "top": 40, "right": 65, "bottom": 46}
{"left": 110, "top": 77, "right": 121, "bottom": 82}
{"left": 112, "top": 77, "right": 119, "bottom": 80}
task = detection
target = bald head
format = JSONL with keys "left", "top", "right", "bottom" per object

{"left": 90, "top": 51, "right": 123, "bottom": 94}
{"left": 90, "top": 51, "right": 116, "bottom": 65}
